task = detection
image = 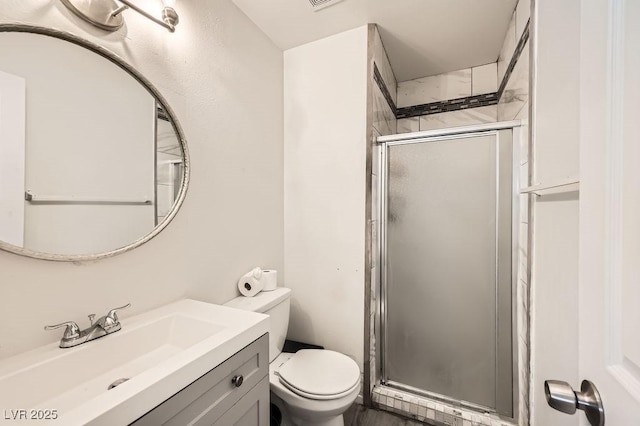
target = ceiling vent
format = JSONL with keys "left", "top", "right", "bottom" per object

{"left": 308, "top": 0, "right": 345, "bottom": 12}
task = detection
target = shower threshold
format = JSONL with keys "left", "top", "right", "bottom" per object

{"left": 383, "top": 380, "right": 496, "bottom": 415}
{"left": 372, "top": 384, "right": 517, "bottom": 426}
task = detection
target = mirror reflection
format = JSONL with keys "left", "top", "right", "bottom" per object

{"left": 0, "top": 30, "right": 186, "bottom": 258}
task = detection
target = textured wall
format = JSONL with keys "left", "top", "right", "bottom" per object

{"left": 0, "top": 0, "right": 284, "bottom": 359}
{"left": 284, "top": 26, "right": 368, "bottom": 370}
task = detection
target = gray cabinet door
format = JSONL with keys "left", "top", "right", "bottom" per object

{"left": 215, "top": 377, "right": 269, "bottom": 426}
{"left": 132, "top": 334, "right": 268, "bottom": 426}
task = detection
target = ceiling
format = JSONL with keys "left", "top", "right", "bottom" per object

{"left": 232, "top": 0, "right": 517, "bottom": 82}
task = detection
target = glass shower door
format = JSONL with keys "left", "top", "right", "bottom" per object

{"left": 381, "top": 130, "right": 514, "bottom": 416}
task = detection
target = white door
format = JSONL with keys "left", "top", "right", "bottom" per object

{"left": 576, "top": 0, "right": 640, "bottom": 424}
{"left": 532, "top": 0, "right": 640, "bottom": 426}
{"left": 533, "top": 0, "right": 640, "bottom": 424}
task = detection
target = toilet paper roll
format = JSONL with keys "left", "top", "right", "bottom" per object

{"left": 237, "top": 267, "right": 264, "bottom": 297}
{"left": 261, "top": 270, "right": 277, "bottom": 291}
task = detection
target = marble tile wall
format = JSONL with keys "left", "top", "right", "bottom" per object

{"left": 473, "top": 63, "right": 499, "bottom": 95}
{"left": 498, "top": 40, "right": 529, "bottom": 122}
{"left": 371, "top": 26, "right": 397, "bottom": 137}
{"left": 396, "top": 92, "right": 498, "bottom": 119}
{"left": 496, "top": 2, "right": 531, "bottom": 424}
{"left": 398, "top": 105, "right": 497, "bottom": 133}
{"left": 498, "top": 12, "right": 517, "bottom": 85}
{"left": 397, "top": 62, "right": 497, "bottom": 109}
{"left": 373, "top": 28, "right": 397, "bottom": 107}
{"left": 497, "top": 0, "right": 529, "bottom": 94}
{"left": 373, "top": 83, "right": 396, "bottom": 136}
{"left": 367, "top": 24, "right": 396, "bottom": 407}
{"left": 397, "top": 68, "right": 472, "bottom": 108}
{"left": 515, "top": 0, "right": 531, "bottom": 46}
{"left": 396, "top": 63, "right": 498, "bottom": 133}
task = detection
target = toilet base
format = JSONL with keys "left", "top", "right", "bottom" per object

{"left": 289, "top": 413, "right": 344, "bottom": 426}
{"left": 271, "top": 391, "right": 345, "bottom": 426}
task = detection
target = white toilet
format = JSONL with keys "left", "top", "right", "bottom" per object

{"left": 224, "top": 287, "right": 360, "bottom": 426}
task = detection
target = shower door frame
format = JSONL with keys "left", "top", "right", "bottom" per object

{"left": 375, "top": 121, "right": 523, "bottom": 421}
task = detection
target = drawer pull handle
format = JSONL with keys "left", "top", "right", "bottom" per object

{"left": 232, "top": 375, "right": 244, "bottom": 387}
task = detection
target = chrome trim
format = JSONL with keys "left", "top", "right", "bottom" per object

{"left": 382, "top": 130, "right": 498, "bottom": 147}
{"left": 511, "top": 126, "right": 522, "bottom": 422}
{"left": 60, "top": 0, "right": 177, "bottom": 32}
{"left": 45, "top": 303, "right": 131, "bottom": 348}
{"left": 379, "top": 142, "right": 389, "bottom": 384}
{"left": 118, "top": 0, "right": 177, "bottom": 32}
{"left": 376, "top": 121, "right": 522, "bottom": 143}
{"left": 494, "top": 130, "right": 501, "bottom": 412}
{"left": 24, "top": 191, "right": 151, "bottom": 205}
{"left": 0, "top": 24, "right": 190, "bottom": 262}
{"left": 59, "top": 0, "right": 124, "bottom": 31}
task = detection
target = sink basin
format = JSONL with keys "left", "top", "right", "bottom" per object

{"left": 0, "top": 299, "right": 269, "bottom": 425}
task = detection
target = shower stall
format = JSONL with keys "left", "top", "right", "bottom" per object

{"left": 375, "top": 122, "right": 521, "bottom": 420}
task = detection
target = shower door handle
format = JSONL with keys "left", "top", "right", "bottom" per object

{"left": 544, "top": 379, "right": 604, "bottom": 426}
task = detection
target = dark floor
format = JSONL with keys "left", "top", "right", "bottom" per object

{"left": 343, "top": 404, "right": 427, "bottom": 426}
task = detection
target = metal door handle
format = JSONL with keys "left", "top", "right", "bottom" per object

{"left": 544, "top": 379, "right": 604, "bottom": 426}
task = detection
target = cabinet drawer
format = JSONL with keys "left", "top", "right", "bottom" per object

{"left": 215, "top": 377, "right": 269, "bottom": 426}
{"left": 131, "top": 333, "right": 269, "bottom": 426}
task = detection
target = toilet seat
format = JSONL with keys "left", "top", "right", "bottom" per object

{"left": 277, "top": 349, "right": 360, "bottom": 401}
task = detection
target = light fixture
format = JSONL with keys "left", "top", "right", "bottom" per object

{"left": 60, "top": 0, "right": 179, "bottom": 32}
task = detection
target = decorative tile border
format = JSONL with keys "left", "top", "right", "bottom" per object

{"left": 373, "top": 63, "right": 397, "bottom": 112}
{"left": 372, "top": 386, "right": 517, "bottom": 426}
{"left": 396, "top": 93, "right": 498, "bottom": 119}
{"left": 498, "top": 20, "right": 530, "bottom": 100}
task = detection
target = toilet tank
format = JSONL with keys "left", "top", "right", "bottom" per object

{"left": 223, "top": 287, "right": 291, "bottom": 362}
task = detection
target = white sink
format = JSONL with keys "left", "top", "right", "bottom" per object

{"left": 0, "top": 299, "right": 269, "bottom": 425}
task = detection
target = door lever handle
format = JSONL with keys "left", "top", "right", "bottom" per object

{"left": 544, "top": 379, "right": 604, "bottom": 426}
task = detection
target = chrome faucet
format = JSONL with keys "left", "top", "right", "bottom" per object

{"left": 45, "top": 303, "right": 131, "bottom": 348}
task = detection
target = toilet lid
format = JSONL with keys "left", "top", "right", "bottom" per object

{"left": 277, "top": 350, "right": 360, "bottom": 399}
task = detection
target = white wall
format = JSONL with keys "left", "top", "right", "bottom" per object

{"left": 0, "top": 0, "right": 283, "bottom": 359}
{"left": 530, "top": 0, "right": 581, "bottom": 424}
{"left": 284, "top": 26, "right": 368, "bottom": 370}
{"left": 0, "top": 70, "right": 25, "bottom": 247}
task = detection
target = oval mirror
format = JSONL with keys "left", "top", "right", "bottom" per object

{"left": 0, "top": 25, "right": 189, "bottom": 261}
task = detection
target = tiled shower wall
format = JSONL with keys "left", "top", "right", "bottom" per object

{"left": 367, "top": 0, "right": 532, "bottom": 424}
{"left": 396, "top": 64, "right": 498, "bottom": 133}
{"left": 497, "top": 1, "right": 531, "bottom": 424}
{"left": 372, "top": 28, "right": 397, "bottom": 138}
{"left": 366, "top": 24, "right": 397, "bottom": 405}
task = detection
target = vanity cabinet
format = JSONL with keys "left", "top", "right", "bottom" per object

{"left": 131, "top": 334, "right": 269, "bottom": 425}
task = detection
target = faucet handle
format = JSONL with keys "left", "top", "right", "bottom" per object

{"left": 104, "top": 303, "right": 131, "bottom": 330}
{"left": 44, "top": 321, "right": 80, "bottom": 340}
